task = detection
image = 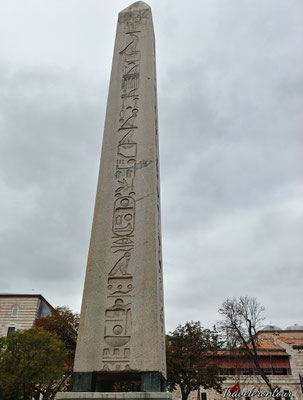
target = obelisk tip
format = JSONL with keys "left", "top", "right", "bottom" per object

{"left": 120, "top": 1, "right": 151, "bottom": 14}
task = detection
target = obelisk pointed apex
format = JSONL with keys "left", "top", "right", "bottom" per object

{"left": 120, "top": 1, "right": 151, "bottom": 14}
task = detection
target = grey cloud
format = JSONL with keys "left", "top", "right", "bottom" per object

{"left": 0, "top": 0, "right": 302, "bottom": 331}
{"left": 0, "top": 64, "right": 107, "bottom": 310}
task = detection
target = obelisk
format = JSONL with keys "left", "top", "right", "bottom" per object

{"left": 65, "top": 1, "right": 166, "bottom": 393}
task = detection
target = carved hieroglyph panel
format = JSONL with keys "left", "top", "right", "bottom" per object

{"left": 102, "top": 20, "right": 142, "bottom": 371}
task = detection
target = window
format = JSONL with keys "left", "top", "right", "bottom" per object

{"left": 7, "top": 327, "right": 15, "bottom": 336}
{"left": 273, "top": 368, "right": 284, "bottom": 375}
{"left": 263, "top": 368, "right": 272, "bottom": 375}
{"left": 37, "top": 300, "right": 51, "bottom": 318}
{"left": 201, "top": 393, "right": 207, "bottom": 400}
{"left": 224, "top": 368, "right": 236, "bottom": 375}
{"left": 240, "top": 368, "right": 252, "bottom": 375}
{"left": 12, "top": 305, "right": 19, "bottom": 316}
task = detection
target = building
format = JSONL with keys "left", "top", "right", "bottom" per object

{"left": 0, "top": 294, "right": 54, "bottom": 337}
{"left": 177, "top": 326, "right": 303, "bottom": 400}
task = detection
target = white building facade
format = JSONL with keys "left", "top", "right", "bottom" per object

{"left": 0, "top": 294, "right": 53, "bottom": 337}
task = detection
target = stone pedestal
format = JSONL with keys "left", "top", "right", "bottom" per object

{"left": 56, "top": 393, "right": 177, "bottom": 400}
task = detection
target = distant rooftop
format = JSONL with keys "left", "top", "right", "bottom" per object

{"left": 285, "top": 324, "right": 303, "bottom": 331}
{"left": 0, "top": 294, "right": 54, "bottom": 310}
{"left": 262, "top": 325, "right": 282, "bottom": 331}
{"left": 262, "top": 323, "right": 303, "bottom": 331}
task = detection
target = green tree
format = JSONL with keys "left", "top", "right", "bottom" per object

{"left": 35, "top": 307, "right": 79, "bottom": 354}
{"left": 166, "top": 321, "right": 225, "bottom": 400}
{"left": 0, "top": 328, "right": 66, "bottom": 400}
{"left": 34, "top": 307, "right": 79, "bottom": 393}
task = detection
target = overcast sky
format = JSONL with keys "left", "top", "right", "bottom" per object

{"left": 1, "top": 0, "right": 302, "bottom": 332}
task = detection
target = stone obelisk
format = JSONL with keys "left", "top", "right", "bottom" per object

{"left": 65, "top": 1, "right": 166, "bottom": 394}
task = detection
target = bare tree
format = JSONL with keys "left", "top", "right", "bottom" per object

{"left": 218, "top": 296, "right": 274, "bottom": 392}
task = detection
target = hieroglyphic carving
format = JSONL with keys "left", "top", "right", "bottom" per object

{"left": 112, "top": 197, "right": 135, "bottom": 237}
{"left": 102, "top": 347, "right": 131, "bottom": 371}
{"left": 102, "top": 7, "right": 164, "bottom": 372}
{"left": 109, "top": 252, "right": 131, "bottom": 276}
{"left": 107, "top": 276, "right": 133, "bottom": 298}
{"left": 102, "top": 16, "right": 143, "bottom": 370}
{"left": 111, "top": 237, "right": 134, "bottom": 252}
{"left": 119, "top": 8, "right": 148, "bottom": 33}
{"left": 104, "top": 298, "right": 132, "bottom": 347}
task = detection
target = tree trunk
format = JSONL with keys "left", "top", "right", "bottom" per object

{"left": 181, "top": 389, "right": 190, "bottom": 400}
{"left": 34, "top": 392, "right": 41, "bottom": 400}
{"left": 49, "top": 373, "right": 71, "bottom": 400}
{"left": 253, "top": 361, "right": 274, "bottom": 392}
{"left": 236, "top": 322, "right": 274, "bottom": 392}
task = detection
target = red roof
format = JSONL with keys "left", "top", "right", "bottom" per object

{"left": 278, "top": 337, "right": 303, "bottom": 345}
{"left": 212, "top": 356, "right": 290, "bottom": 369}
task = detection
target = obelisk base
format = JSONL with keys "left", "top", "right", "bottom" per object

{"left": 56, "top": 392, "right": 178, "bottom": 400}
{"left": 72, "top": 372, "right": 166, "bottom": 392}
